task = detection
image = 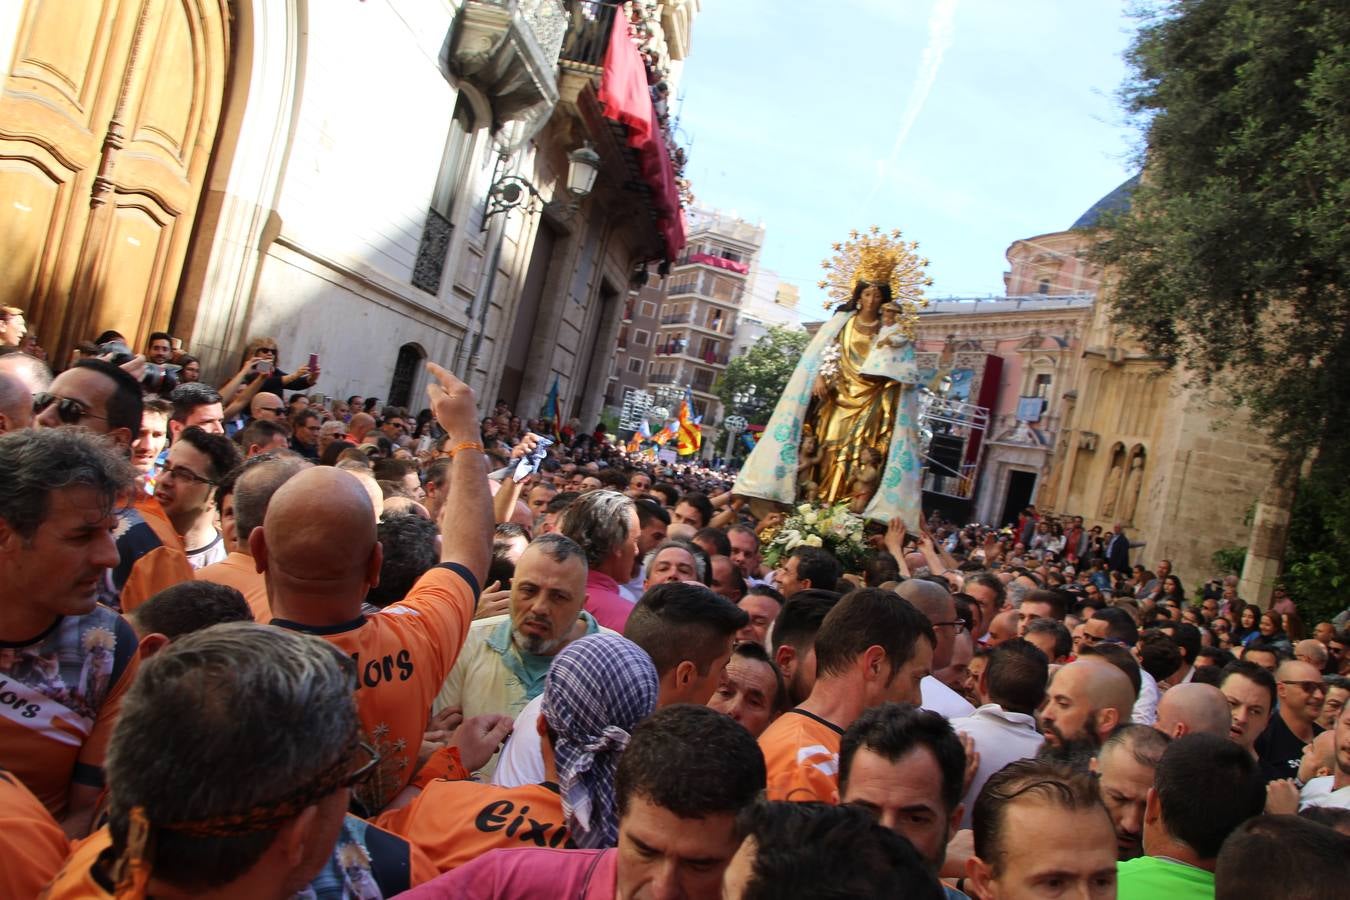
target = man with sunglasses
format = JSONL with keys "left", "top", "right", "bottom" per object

{"left": 1255, "top": 658, "right": 1326, "bottom": 782}
{"left": 380, "top": 405, "right": 410, "bottom": 443}
{"left": 155, "top": 426, "right": 242, "bottom": 571}
{"left": 249, "top": 391, "right": 287, "bottom": 423}
{"left": 43, "top": 623, "right": 436, "bottom": 897}
{"left": 35, "top": 359, "right": 194, "bottom": 614}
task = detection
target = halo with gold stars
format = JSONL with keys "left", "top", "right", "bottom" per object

{"left": 817, "top": 226, "right": 934, "bottom": 333}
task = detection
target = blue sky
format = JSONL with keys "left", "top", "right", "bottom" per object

{"left": 675, "top": 0, "right": 1141, "bottom": 319}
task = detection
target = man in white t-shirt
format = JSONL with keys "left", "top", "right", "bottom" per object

{"left": 950, "top": 638, "right": 1050, "bottom": 827}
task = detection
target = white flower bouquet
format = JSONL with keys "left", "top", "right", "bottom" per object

{"left": 761, "top": 501, "right": 870, "bottom": 572}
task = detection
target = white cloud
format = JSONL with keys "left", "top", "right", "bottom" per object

{"left": 874, "top": 0, "right": 960, "bottom": 189}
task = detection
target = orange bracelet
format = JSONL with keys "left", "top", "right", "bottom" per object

{"left": 448, "top": 441, "right": 484, "bottom": 458}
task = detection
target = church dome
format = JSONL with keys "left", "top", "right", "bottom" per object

{"left": 1072, "top": 174, "right": 1140, "bottom": 230}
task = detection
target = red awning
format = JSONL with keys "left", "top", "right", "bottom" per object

{"left": 597, "top": 19, "right": 686, "bottom": 261}
{"left": 688, "top": 252, "right": 750, "bottom": 275}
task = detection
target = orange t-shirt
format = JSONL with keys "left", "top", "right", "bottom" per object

{"left": 118, "top": 494, "right": 193, "bottom": 614}
{"left": 0, "top": 768, "right": 69, "bottom": 898}
{"left": 757, "top": 709, "right": 845, "bottom": 804}
{"left": 194, "top": 551, "right": 271, "bottom": 622}
{"left": 272, "top": 564, "right": 478, "bottom": 813}
{"left": 0, "top": 606, "right": 139, "bottom": 817}
{"left": 376, "top": 779, "right": 575, "bottom": 872}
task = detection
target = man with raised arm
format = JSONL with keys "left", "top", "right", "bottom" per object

{"left": 254, "top": 363, "right": 497, "bottom": 814}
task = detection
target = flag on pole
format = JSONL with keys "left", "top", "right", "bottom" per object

{"left": 676, "top": 388, "right": 702, "bottom": 456}
{"left": 542, "top": 376, "right": 561, "bottom": 438}
{"left": 652, "top": 419, "right": 678, "bottom": 445}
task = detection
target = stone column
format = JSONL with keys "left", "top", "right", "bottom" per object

{"left": 1239, "top": 454, "right": 1300, "bottom": 607}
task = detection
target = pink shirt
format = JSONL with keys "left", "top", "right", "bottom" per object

{"left": 584, "top": 571, "right": 636, "bottom": 632}
{"left": 399, "top": 847, "right": 616, "bottom": 899}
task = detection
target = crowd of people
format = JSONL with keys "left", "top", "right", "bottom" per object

{"left": 1, "top": 325, "right": 1349, "bottom": 899}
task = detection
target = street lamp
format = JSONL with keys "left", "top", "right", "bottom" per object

{"left": 722, "top": 414, "right": 747, "bottom": 460}
{"left": 484, "top": 143, "right": 601, "bottom": 222}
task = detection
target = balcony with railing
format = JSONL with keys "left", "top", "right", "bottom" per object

{"left": 556, "top": 0, "right": 688, "bottom": 261}
{"left": 445, "top": 0, "right": 566, "bottom": 125}
{"left": 661, "top": 312, "right": 692, "bottom": 325}
{"left": 665, "top": 270, "right": 745, "bottom": 306}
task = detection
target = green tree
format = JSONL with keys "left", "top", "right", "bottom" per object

{"left": 1095, "top": 1, "right": 1350, "bottom": 616}
{"left": 714, "top": 326, "right": 810, "bottom": 427}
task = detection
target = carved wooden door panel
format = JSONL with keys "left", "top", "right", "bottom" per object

{"left": 0, "top": 0, "right": 227, "bottom": 362}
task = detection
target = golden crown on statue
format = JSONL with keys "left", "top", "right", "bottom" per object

{"left": 817, "top": 226, "right": 933, "bottom": 321}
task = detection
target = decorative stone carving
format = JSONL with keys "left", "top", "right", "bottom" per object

{"left": 445, "top": 0, "right": 565, "bottom": 129}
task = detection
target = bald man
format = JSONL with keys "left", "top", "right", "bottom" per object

{"left": 1295, "top": 639, "right": 1329, "bottom": 671}
{"left": 1256, "top": 659, "right": 1327, "bottom": 782}
{"left": 249, "top": 391, "right": 285, "bottom": 422}
{"left": 349, "top": 412, "right": 377, "bottom": 445}
{"left": 1039, "top": 660, "right": 1136, "bottom": 760}
{"left": 985, "top": 610, "right": 1019, "bottom": 647}
{"left": 1153, "top": 682, "right": 1233, "bottom": 740}
{"left": 899, "top": 579, "right": 976, "bottom": 718}
{"left": 254, "top": 363, "right": 493, "bottom": 815}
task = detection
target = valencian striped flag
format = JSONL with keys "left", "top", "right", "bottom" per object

{"left": 676, "top": 388, "right": 702, "bottom": 456}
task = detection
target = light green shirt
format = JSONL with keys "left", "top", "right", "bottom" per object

{"left": 1117, "top": 856, "right": 1213, "bottom": 900}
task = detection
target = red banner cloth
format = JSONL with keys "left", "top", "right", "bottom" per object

{"left": 688, "top": 252, "right": 750, "bottom": 275}
{"left": 598, "top": 18, "right": 686, "bottom": 260}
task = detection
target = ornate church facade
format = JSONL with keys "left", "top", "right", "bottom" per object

{"left": 919, "top": 182, "right": 1285, "bottom": 599}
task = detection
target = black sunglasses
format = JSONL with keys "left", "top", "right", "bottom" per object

{"left": 33, "top": 392, "right": 108, "bottom": 425}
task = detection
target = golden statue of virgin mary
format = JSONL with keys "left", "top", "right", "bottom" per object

{"left": 734, "top": 227, "right": 933, "bottom": 526}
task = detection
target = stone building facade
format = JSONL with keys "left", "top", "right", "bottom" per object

{"left": 646, "top": 206, "right": 764, "bottom": 423}
{"left": 1025, "top": 182, "right": 1282, "bottom": 595}
{"left": 913, "top": 296, "right": 1092, "bottom": 526}
{"left": 0, "top": 0, "right": 698, "bottom": 427}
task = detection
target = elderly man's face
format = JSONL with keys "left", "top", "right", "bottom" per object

{"left": 646, "top": 547, "right": 698, "bottom": 588}
{"left": 509, "top": 544, "right": 588, "bottom": 655}
{"left": 707, "top": 653, "right": 779, "bottom": 738}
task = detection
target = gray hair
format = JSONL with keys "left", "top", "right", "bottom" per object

{"left": 558, "top": 490, "right": 635, "bottom": 567}
{"left": 105, "top": 622, "right": 357, "bottom": 890}
{"left": 643, "top": 539, "right": 708, "bottom": 583}
{"left": 529, "top": 531, "right": 587, "bottom": 566}
{"left": 0, "top": 429, "right": 135, "bottom": 539}
{"left": 233, "top": 455, "right": 313, "bottom": 540}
